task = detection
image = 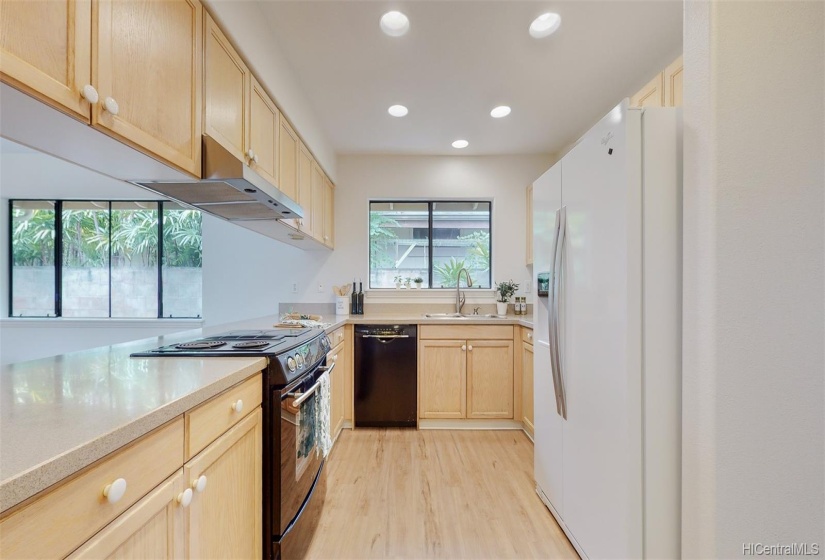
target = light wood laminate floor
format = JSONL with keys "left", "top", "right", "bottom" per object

{"left": 305, "top": 429, "right": 578, "bottom": 559}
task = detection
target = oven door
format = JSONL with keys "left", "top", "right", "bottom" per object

{"left": 279, "top": 366, "right": 326, "bottom": 536}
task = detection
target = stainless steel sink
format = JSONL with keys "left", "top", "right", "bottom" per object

{"left": 422, "top": 313, "right": 507, "bottom": 319}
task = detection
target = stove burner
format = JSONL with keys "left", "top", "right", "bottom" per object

{"left": 233, "top": 340, "right": 270, "bottom": 349}
{"left": 176, "top": 340, "right": 226, "bottom": 350}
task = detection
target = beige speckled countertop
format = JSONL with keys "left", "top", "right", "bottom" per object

{"left": 0, "top": 312, "right": 532, "bottom": 513}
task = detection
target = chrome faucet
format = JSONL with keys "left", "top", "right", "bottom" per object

{"left": 455, "top": 268, "right": 473, "bottom": 314}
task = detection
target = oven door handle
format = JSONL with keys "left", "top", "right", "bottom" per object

{"left": 288, "top": 363, "right": 336, "bottom": 407}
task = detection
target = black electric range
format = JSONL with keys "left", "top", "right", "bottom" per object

{"left": 132, "top": 327, "right": 332, "bottom": 558}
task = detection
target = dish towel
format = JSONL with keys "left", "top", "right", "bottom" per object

{"left": 315, "top": 371, "right": 332, "bottom": 458}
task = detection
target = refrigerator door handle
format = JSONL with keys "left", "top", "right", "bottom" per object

{"left": 548, "top": 209, "right": 563, "bottom": 416}
{"left": 552, "top": 206, "right": 568, "bottom": 419}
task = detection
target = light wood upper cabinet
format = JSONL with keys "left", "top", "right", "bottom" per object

{"left": 323, "top": 175, "right": 335, "bottom": 248}
{"left": 631, "top": 55, "right": 683, "bottom": 109}
{"left": 526, "top": 184, "right": 533, "bottom": 266}
{"left": 664, "top": 55, "right": 684, "bottom": 108}
{"left": 630, "top": 71, "right": 664, "bottom": 108}
{"left": 295, "top": 141, "right": 314, "bottom": 234}
{"left": 311, "top": 161, "right": 325, "bottom": 243}
{"left": 0, "top": 0, "right": 92, "bottom": 122}
{"left": 93, "top": 0, "right": 203, "bottom": 176}
{"left": 203, "top": 11, "right": 249, "bottom": 162}
{"left": 186, "top": 407, "right": 262, "bottom": 559}
{"left": 67, "top": 470, "right": 187, "bottom": 560}
{"left": 467, "top": 340, "right": 514, "bottom": 419}
{"left": 278, "top": 118, "right": 300, "bottom": 203}
{"left": 250, "top": 75, "right": 279, "bottom": 187}
{"left": 419, "top": 340, "right": 467, "bottom": 419}
{"left": 522, "top": 338, "right": 534, "bottom": 438}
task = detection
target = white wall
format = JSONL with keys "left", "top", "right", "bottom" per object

{"left": 202, "top": 153, "right": 553, "bottom": 325}
{"left": 203, "top": 0, "right": 336, "bottom": 180}
{"left": 682, "top": 1, "right": 824, "bottom": 557}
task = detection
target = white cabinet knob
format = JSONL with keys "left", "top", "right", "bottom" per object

{"left": 102, "top": 478, "right": 127, "bottom": 504}
{"left": 528, "top": 332, "right": 533, "bottom": 339}
{"left": 231, "top": 399, "right": 243, "bottom": 413}
{"left": 332, "top": 354, "right": 338, "bottom": 362}
{"left": 102, "top": 96, "right": 119, "bottom": 116}
{"left": 81, "top": 84, "right": 99, "bottom": 103}
{"left": 246, "top": 149, "right": 256, "bottom": 161}
{"left": 468, "top": 345, "right": 473, "bottom": 351}
{"left": 192, "top": 474, "right": 207, "bottom": 493}
{"left": 461, "top": 345, "right": 466, "bottom": 351}
{"left": 177, "top": 488, "right": 193, "bottom": 507}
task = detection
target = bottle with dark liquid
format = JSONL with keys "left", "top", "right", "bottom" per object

{"left": 356, "top": 280, "right": 364, "bottom": 315}
{"left": 351, "top": 279, "right": 358, "bottom": 315}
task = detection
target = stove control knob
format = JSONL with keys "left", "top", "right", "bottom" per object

{"left": 287, "top": 356, "right": 297, "bottom": 372}
{"left": 295, "top": 354, "right": 305, "bottom": 369}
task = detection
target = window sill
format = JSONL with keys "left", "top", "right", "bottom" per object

{"left": 0, "top": 318, "right": 204, "bottom": 328}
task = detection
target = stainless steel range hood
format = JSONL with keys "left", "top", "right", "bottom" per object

{"left": 131, "top": 134, "right": 303, "bottom": 222}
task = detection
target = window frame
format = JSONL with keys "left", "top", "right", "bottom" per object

{"left": 8, "top": 199, "right": 202, "bottom": 319}
{"left": 368, "top": 199, "right": 493, "bottom": 290}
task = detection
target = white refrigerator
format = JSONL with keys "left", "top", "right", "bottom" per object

{"left": 533, "top": 100, "right": 682, "bottom": 559}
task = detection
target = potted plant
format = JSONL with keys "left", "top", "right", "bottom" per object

{"left": 393, "top": 275, "right": 402, "bottom": 289}
{"left": 494, "top": 280, "right": 519, "bottom": 316}
{"left": 413, "top": 276, "right": 424, "bottom": 289}
{"left": 404, "top": 277, "right": 412, "bottom": 289}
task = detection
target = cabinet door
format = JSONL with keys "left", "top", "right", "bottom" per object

{"left": 186, "top": 408, "right": 262, "bottom": 559}
{"left": 327, "top": 344, "right": 343, "bottom": 442}
{"left": 630, "top": 71, "right": 664, "bottom": 108}
{"left": 467, "top": 340, "right": 514, "bottom": 419}
{"left": 0, "top": 0, "right": 92, "bottom": 121}
{"left": 203, "top": 11, "right": 249, "bottom": 163}
{"left": 67, "top": 471, "right": 186, "bottom": 559}
{"left": 419, "top": 340, "right": 466, "bottom": 419}
{"left": 526, "top": 184, "right": 533, "bottom": 265}
{"left": 323, "top": 176, "right": 334, "bottom": 248}
{"left": 93, "top": 0, "right": 203, "bottom": 176}
{"left": 311, "top": 161, "right": 325, "bottom": 243}
{"left": 522, "top": 341, "right": 534, "bottom": 437}
{"left": 296, "top": 142, "right": 314, "bottom": 235}
{"left": 249, "top": 75, "right": 279, "bottom": 187}
{"left": 278, "top": 118, "right": 300, "bottom": 219}
{"left": 664, "top": 55, "right": 683, "bottom": 107}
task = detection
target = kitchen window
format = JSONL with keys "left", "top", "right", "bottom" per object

{"left": 369, "top": 201, "right": 491, "bottom": 289}
{"left": 9, "top": 200, "right": 202, "bottom": 318}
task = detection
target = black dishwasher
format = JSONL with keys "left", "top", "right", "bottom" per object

{"left": 354, "top": 325, "right": 417, "bottom": 428}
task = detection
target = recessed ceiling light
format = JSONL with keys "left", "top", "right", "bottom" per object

{"left": 387, "top": 104, "right": 408, "bottom": 117}
{"left": 490, "top": 106, "right": 512, "bottom": 118}
{"left": 529, "top": 13, "right": 561, "bottom": 39}
{"left": 380, "top": 11, "right": 410, "bottom": 37}
{"left": 452, "top": 140, "right": 469, "bottom": 149}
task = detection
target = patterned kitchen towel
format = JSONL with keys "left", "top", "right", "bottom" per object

{"left": 315, "top": 370, "right": 332, "bottom": 458}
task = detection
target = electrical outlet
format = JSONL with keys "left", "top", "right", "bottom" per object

{"left": 526, "top": 280, "right": 533, "bottom": 294}
{"left": 292, "top": 283, "right": 298, "bottom": 293}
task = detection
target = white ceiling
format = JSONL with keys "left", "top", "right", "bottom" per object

{"left": 258, "top": 0, "right": 683, "bottom": 156}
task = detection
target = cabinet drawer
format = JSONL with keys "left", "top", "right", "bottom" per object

{"left": 420, "top": 324, "right": 514, "bottom": 340}
{"left": 0, "top": 418, "right": 183, "bottom": 560}
{"left": 328, "top": 326, "right": 345, "bottom": 347}
{"left": 185, "top": 373, "right": 262, "bottom": 460}
{"left": 327, "top": 341, "right": 345, "bottom": 367}
{"left": 522, "top": 327, "right": 534, "bottom": 345}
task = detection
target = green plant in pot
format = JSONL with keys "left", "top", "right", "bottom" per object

{"left": 413, "top": 276, "right": 424, "bottom": 289}
{"left": 494, "top": 280, "right": 519, "bottom": 316}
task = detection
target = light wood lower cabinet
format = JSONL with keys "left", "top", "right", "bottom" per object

{"left": 419, "top": 331, "right": 514, "bottom": 420}
{"left": 467, "top": 340, "right": 514, "bottom": 419}
{"left": 522, "top": 340, "right": 534, "bottom": 438}
{"left": 67, "top": 470, "right": 187, "bottom": 559}
{"left": 185, "top": 407, "right": 262, "bottom": 559}
{"left": 419, "top": 340, "right": 467, "bottom": 419}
